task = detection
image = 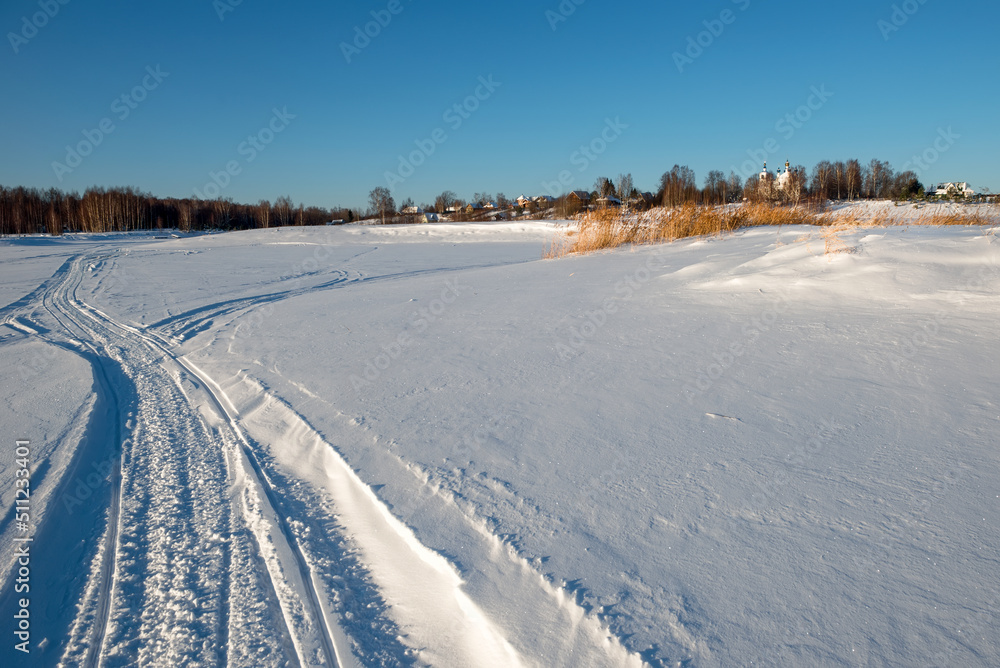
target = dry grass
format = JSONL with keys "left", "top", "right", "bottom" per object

{"left": 545, "top": 203, "right": 999, "bottom": 258}
{"left": 820, "top": 223, "right": 858, "bottom": 256}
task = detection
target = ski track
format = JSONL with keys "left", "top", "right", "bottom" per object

{"left": 67, "top": 258, "right": 340, "bottom": 667}
{"left": 5, "top": 246, "right": 649, "bottom": 667}
{"left": 7, "top": 252, "right": 296, "bottom": 666}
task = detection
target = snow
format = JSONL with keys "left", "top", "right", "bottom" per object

{"left": 1, "top": 212, "right": 998, "bottom": 666}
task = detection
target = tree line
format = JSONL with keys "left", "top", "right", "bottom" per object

{"left": 1, "top": 155, "right": 981, "bottom": 236}
{"left": 659, "top": 158, "right": 928, "bottom": 206}
{"left": 369, "top": 157, "right": 959, "bottom": 225}
{"left": 0, "top": 185, "right": 360, "bottom": 236}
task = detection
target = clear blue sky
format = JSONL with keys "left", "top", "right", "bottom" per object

{"left": 2, "top": 0, "right": 998, "bottom": 211}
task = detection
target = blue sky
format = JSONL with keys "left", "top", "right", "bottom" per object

{"left": 2, "top": 0, "right": 998, "bottom": 211}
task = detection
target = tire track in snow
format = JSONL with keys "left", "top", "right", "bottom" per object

{"left": 203, "top": 373, "right": 531, "bottom": 668}
{"left": 70, "top": 292, "right": 349, "bottom": 666}
{"left": 43, "top": 257, "right": 231, "bottom": 666}
{"left": 149, "top": 260, "right": 528, "bottom": 345}
{"left": 31, "top": 253, "right": 289, "bottom": 666}
{"left": 35, "top": 259, "right": 129, "bottom": 667}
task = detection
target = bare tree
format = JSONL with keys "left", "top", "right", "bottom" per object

{"left": 593, "top": 177, "right": 615, "bottom": 199}
{"left": 811, "top": 161, "right": 833, "bottom": 201}
{"left": 615, "top": 173, "right": 634, "bottom": 209}
{"left": 256, "top": 199, "right": 271, "bottom": 228}
{"left": 743, "top": 174, "right": 762, "bottom": 202}
{"left": 865, "top": 159, "right": 894, "bottom": 199}
{"left": 727, "top": 172, "right": 743, "bottom": 202}
{"left": 846, "top": 159, "right": 862, "bottom": 200}
{"left": 660, "top": 165, "right": 697, "bottom": 206}
{"left": 435, "top": 190, "right": 457, "bottom": 213}
{"left": 782, "top": 165, "right": 807, "bottom": 205}
{"left": 274, "top": 195, "right": 294, "bottom": 227}
{"left": 368, "top": 187, "right": 395, "bottom": 224}
{"left": 214, "top": 197, "right": 235, "bottom": 229}
{"left": 703, "top": 170, "right": 726, "bottom": 205}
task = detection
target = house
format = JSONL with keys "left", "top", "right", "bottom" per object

{"left": 421, "top": 212, "right": 439, "bottom": 223}
{"left": 568, "top": 190, "right": 591, "bottom": 205}
{"left": 630, "top": 192, "right": 656, "bottom": 208}
{"left": 516, "top": 195, "right": 532, "bottom": 208}
{"left": 534, "top": 195, "right": 555, "bottom": 207}
{"left": 933, "top": 182, "right": 976, "bottom": 197}
{"left": 484, "top": 201, "right": 497, "bottom": 210}
{"left": 596, "top": 196, "right": 622, "bottom": 208}
{"left": 401, "top": 206, "right": 424, "bottom": 215}
{"left": 466, "top": 203, "right": 484, "bottom": 214}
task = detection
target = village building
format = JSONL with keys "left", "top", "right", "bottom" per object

{"left": 933, "top": 182, "right": 976, "bottom": 197}
{"left": 776, "top": 161, "right": 794, "bottom": 191}
{"left": 759, "top": 161, "right": 794, "bottom": 191}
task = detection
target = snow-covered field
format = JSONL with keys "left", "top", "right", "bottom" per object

{"left": 1, "top": 211, "right": 998, "bottom": 667}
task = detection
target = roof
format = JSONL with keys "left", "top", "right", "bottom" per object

{"left": 569, "top": 190, "right": 591, "bottom": 199}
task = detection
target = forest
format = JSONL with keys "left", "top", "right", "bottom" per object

{"left": 0, "top": 157, "right": 974, "bottom": 235}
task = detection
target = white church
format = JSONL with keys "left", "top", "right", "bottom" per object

{"left": 759, "top": 161, "right": 795, "bottom": 191}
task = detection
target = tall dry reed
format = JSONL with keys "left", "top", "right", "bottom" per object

{"left": 546, "top": 203, "right": 998, "bottom": 257}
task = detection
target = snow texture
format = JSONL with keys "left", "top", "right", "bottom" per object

{"left": 1, "top": 212, "right": 998, "bottom": 667}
